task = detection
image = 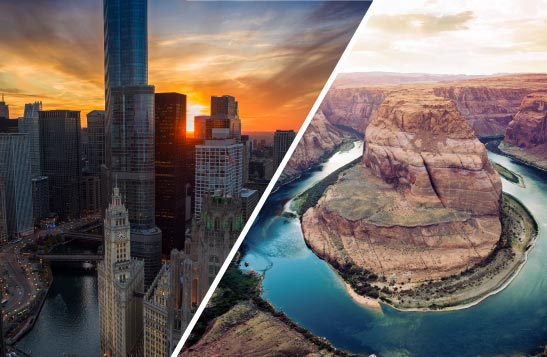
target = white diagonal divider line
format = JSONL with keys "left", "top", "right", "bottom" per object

{"left": 171, "top": 2, "right": 376, "bottom": 355}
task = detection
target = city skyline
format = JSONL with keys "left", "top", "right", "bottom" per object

{"left": 0, "top": 0, "right": 370, "bottom": 132}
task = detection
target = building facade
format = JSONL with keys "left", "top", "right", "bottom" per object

{"left": 0, "top": 179, "right": 8, "bottom": 244}
{"left": 194, "top": 137, "right": 243, "bottom": 219}
{"left": 103, "top": 0, "right": 161, "bottom": 288}
{"left": 167, "top": 195, "right": 244, "bottom": 352}
{"left": 86, "top": 110, "right": 105, "bottom": 176}
{"left": 273, "top": 129, "right": 296, "bottom": 169}
{"left": 98, "top": 186, "right": 145, "bottom": 357}
{"left": 81, "top": 174, "right": 101, "bottom": 214}
{"left": 0, "top": 94, "right": 8, "bottom": 119}
{"left": 39, "top": 110, "right": 82, "bottom": 221}
{"left": 143, "top": 263, "right": 170, "bottom": 357}
{"left": 155, "top": 93, "right": 187, "bottom": 255}
{"left": 240, "top": 188, "right": 259, "bottom": 222}
{"left": 0, "top": 134, "right": 33, "bottom": 239}
{"left": 19, "top": 101, "right": 43, "bottom": 177}
{"left": 31, "top": 176, "right": 49, "bottom": 225}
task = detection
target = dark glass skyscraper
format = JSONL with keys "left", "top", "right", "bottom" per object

{"left": 154, "top": 93, "right": 187, "bottom": 255}
{"left": 103, "top": 0, "right": 161, "bottom": 287}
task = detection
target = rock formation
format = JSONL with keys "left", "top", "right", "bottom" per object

{"left": 500, "top": 92, "right": 547, "bottom": 169}
{"left": 281, "top": 110, "right": 349, "bottom": 182}
{"left": 302, "top": 91, "right": 503, "bottom": 283}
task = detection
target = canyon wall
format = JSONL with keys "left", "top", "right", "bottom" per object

{"left": 302, "top": 92, "right": 503, "bottom": 282}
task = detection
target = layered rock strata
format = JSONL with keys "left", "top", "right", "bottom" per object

{"left": 501, "top": 91, "right": 547, "bottom": 170}
{"left": 302, "top": 92, "right": 503, "bottom": 283}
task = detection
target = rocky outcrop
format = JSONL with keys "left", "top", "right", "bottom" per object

{"left": 319, "top": 87, "right": 386, "bottom": 133}
{"left": 500, "top": 92, "right": 547, "bottom": 170}
{"left": 364, "top": 91, "right": 502, "bottom": 215}
{"left": 281, "top": 110, "right": 350, "bottom": 182}
{"left": 183, "top": 302, "right": 343, "bottom": 357}
{"left": 302, "top": 92, "right": 503, "bottom": 283}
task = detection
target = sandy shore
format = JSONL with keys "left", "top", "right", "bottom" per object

{"left": 342, "top": 280, "right": 382, "bottom": 311}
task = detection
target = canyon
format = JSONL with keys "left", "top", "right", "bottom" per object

{"left": 284, "top": 74, "right": 547, "bottom": 182}
{"left": 302, "top": 91, "right": 503, "bottom": 283}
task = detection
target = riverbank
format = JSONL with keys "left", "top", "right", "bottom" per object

{"left": 184, "top": 263, "right": 367, "bottom": 356}
{"left": 297, "top": 155, "right": 538, "bottom": 311}
{"left": 486, "top": 140, "right": 547, "bottom": 173}
{"left": 382, "top": 193, "right": 538, "bottom": 311}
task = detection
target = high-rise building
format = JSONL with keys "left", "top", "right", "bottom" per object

{"left": 19, "top": 101, "right": 43, "bottom": 177}
{"left": 39, "top": 110, "right": 82, "bottom": 221}
{"left": 0, "top": 133, "right": 33, "bottom": 238}
{"left": 0, "top": 94, "right": 9, "bottom": 119}
{"left": 155, "top": 93, "right": 187, "bottom": 255}
{"left": 167, "top": 195, "right": 244, "bottom": 352}
{"left": 81, "top": 175, "right": 101, "bottom": 214}
{"left": 32, "top": 176, "right": 50, "bottom": 225}
{"left": 98, "top": 185, "right": 144, "bottom": 357}
{"left": 143, "top": 263, "right": 170, "bottom": 357}
{"left": 273, "top": 129, "right": 296, "bottom": 168}
{"left": 0, "top": 179, "right": 8, "bottom": 244}
{"left": 0, "top": 303, "right": 5, "bottom": 357}
{"left": 193, "top": 115, "right": 208, "bottom": 141}
{"left": 240, "top": 188, "right": 259, "bottom": 222}
{"left": 86, "top": 110, "right": 105, "bottom": 176}
{"left": 194, "top": 134, "right": 243, "bottom": 219}
{"left": 207, "top": 95, "right": 241, "bottom": 140}
{"left": 104, "top": 0, "right": 161, "bottom": 287}
{"left": 241, "top": 134, "right": 251, "bottom": 184}
{"left": 0, "top": 118, "right": 18, "bottom": 133}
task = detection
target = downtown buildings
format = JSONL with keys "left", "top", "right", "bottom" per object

{"left": 273, "top": 129, "right": 296, "bottom": 168}
{"left": 98, "top": 185, "right": 144, "bottom": 357}
{"left": 103, "top": 0, "right": 161, "bottom": 288}
{"left": 39, "top": 110, "right": 82, "bottom": 221}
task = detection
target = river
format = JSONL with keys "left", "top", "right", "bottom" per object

{"left": 240, "top": 141, "right": 547, "bottom": 357}
{"left": 15, "top": 270, "right": 100, "bottom": 357}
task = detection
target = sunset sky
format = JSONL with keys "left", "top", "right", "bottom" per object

{"left": 0, "top": 0, "right": 370, "bottom": 131}
{"left": 345, "top": 0, "right": 547, "bottom": 74}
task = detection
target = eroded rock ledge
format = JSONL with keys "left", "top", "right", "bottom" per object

{"left": 302, "top": 91, "right": 503, "bottom": 284}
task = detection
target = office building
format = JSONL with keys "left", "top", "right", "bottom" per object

{"left": 193, "top": 115, "right": 208, "bottom": 141}
{"left": 0, "top": 179, "right": 8, "bottom": 244}
{"left": 0, "top": 118, "right": 18, "bottom": 133}
{"left": 86, "top": 110, "right": 105, "bottom": 175}
{"left": 81, "top": 175, "right": 101, "bottom": 214}
{"left": 0, "top": 94, "right": 8, "bottom": 119}
{"left": 39, "top": 110, "right": 81, "bottom": 221}
{"left": 273, "top": 129, "right": 296, "bottom": 168}
{"left": 207, "top": 95, "right": 241, "bottom": 140}
{"left": 167, "top": 195, "right": 243, "bottom": 351}
{"left": 104, "top": 0, "right": 161, "bottom": 287}
{"left": 98, "top": 185, "right": 144, "bottom": 357}
{"left": 240, "top": 188, "right": 259, "bottom": 222}
{"left": 143, "top": 263, "right": 170, "bottom": 357}
{"left": 241, "top": 134, "right": 251, "bottom": 184}
{"left": 0, "top": 134, "right": 33, "bottom": 238}
{"left": 32, "top": 176, "right": 49, "bottom": 224}
{"left": 155, "top": 93, "right": 187, "bottom": 255}
{"left": 19, "top": 101, "right": 43, "bottom": 177}
{"left": 194, "top": 132, "right": 243, "bottom": 219}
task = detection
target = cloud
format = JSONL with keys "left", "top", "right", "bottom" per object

{"left": 367, "top": 11, "right": 474, "bottom": 36}
{"left": 0, "top": 0, "right": 369, "bottom": 131}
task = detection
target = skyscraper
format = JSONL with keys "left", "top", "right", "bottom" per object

{"left": 32, "top": 176, "right": 50, "bottom": 224}
{"left": 98, "top": 185, "right": 144, "bottom": 357}
{"left": 86, "top": 110, "right": 105, "bottom": 176}
{"left": 0, "top": 133, "right": 33, "bottom": 238}
{"left": 0, "top": 179, "right": 8, "bottom": 244}
{"left": 19, "top": 101, "right": 43, "bottom": 177}
{"left": 194, "top": 132, "right": 243, "bottom": 219}
{"left": 39, "top": 110, "right": 82, "bottom": 221}
{"left": 0, "top": 94, "right": 9, "bottom": 119}
{"left": 143, "top": 263, "right": 170, "bottom": 357}
{"left": 207, "top": 95, "right": 241, "bottom": 140}
{"left": 273, "top": 129, "right": 296, "bottom": 168}
{"left": 155, "top": 93, "right": 187, "bottom": 255}
{"left": 104, "top": 0, "right": 161, "bottom": 287}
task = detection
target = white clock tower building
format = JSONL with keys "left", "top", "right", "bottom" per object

{"left": 98, "top": 185, "right": 145, "bottom": 357}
